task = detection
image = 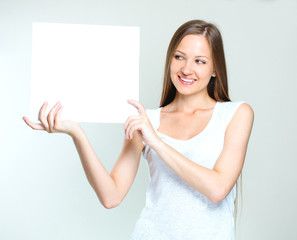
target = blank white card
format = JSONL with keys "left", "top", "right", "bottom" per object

{"left": 30, "top": 22, "right": 139, "bottom": 123}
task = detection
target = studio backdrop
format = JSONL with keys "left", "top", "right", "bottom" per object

{"left": 0, "top": 0, "right": 296, "bottom": 239}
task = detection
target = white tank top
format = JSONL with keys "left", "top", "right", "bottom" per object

{"left": 131, "top": 101, "right": 245, "bottom": 240}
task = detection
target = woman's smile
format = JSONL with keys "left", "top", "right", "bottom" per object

{"left": 178, "top": 75, "right": 197, "bottom": 85}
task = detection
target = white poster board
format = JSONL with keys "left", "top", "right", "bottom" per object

{"left": 30, "top": 22, "right": 139, "bottom": 123}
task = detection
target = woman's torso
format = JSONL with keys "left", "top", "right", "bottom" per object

{"left": 131, "top": 101, "right": 245, "bottom": 240}
{"left": 158, "top": 100, "right": 217, "bottom": 141}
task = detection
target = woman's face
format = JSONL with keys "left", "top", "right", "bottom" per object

{"left": 170, "top": 34, "right": 216, "bottom": 98}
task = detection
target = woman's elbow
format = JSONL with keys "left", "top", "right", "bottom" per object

{"left": 93, "top": 186, "right": 122, "bottom": 209}
{"left": 101, "top": 198, "right": 122, "bottom": 209}
{"left": 209, "top": 195, "right": 224, "bottom": 204}
{"left": 208, "top": 186, "right": 228, "bottom": 204}
{"left": 102, "top": 202, "right": 119, "bottom": 209}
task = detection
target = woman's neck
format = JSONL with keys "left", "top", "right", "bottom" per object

{"left": 167, "top": 92, "right": 216, "bottom": 113}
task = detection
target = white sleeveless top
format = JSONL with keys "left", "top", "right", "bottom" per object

{"left": 130, "top": 101, "right": 245, "bottom": 240}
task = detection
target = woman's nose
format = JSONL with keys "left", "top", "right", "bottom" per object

{"left": 181, "top": 61, "right": 193, "bottom": 75}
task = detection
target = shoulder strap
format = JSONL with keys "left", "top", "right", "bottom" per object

{"left": 222, "top": 101, "right": 246, "bottom": 129}
{"left": 146, "top": 108, "right": 161, "bottom": 131}
{"left": 142, "top": 108, "right": 160, "bottom": 156}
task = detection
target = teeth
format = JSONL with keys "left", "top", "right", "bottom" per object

{"left": 180, "top": 76, "right": 195, "bottom": 82}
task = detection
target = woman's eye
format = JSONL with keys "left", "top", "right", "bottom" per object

{"left": 174, "top": 55, "right": 183, "bottom": 60}
{"left": 196, "top": 60, "right": 205, "bottom": 64}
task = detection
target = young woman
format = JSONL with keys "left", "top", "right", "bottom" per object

{"left": 23, "top": 20, "right": 254, "bottom": 240}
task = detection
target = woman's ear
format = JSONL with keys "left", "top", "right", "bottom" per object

{"left": 212, "top": 70, "right": 216, "bottom": 77}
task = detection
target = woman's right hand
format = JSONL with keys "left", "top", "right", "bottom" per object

{"left": 23, "top": 101, "right": 79, "bottom": 137}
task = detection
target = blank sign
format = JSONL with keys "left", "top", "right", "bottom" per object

{"left": 30, "top": 22, "right": 139, "bottom": 123}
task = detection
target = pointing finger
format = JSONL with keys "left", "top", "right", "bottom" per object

{"left": 128, "top": 99, "right": 146, "bottom": 116}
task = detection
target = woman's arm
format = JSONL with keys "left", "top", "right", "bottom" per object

{"left": 72, "top": 127, "right": 144, "bottom": 209}
{"left": 23, "top": 101, "right": 144, "bottom": 209}
{"left": 125, "top": 101, "right": 254, "bottom": 204}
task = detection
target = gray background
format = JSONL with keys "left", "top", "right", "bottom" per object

{"left": 1, "top": 0, "right": 296, "bottom": 239}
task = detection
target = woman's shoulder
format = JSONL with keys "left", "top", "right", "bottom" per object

{"left": 218, "top": 100, "right": 253, "bottom": 112}
{"left": 145, "top": 108, "right": 162, "bottom": 119}
{"left": 217, "top": 101, "right": 254, "bottom": 126}
{"left": 145, "top": 108, "right": 162, "bottom": 130}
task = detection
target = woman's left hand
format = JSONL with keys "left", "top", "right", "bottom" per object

{"left": 124, "top": 99, "right": 161, "bottom": 148}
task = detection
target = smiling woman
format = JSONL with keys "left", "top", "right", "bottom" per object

{"left": 23, "top": 19, "right": 254, "bottom": 240}
{"left": 128, "top": 20, "right": 254, "bottom": 240}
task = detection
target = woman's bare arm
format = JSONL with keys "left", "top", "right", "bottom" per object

{"left": 72, "top": 127, "right": 144, "bottom": 209}
{"left": 125, "top": 100, "right": 254, "bottom": 204}
{"left": 151, "top": 103, "right": 254, "bottom": 203}
{"left": 23, "top": 101, "right": 144, "bottom": 209}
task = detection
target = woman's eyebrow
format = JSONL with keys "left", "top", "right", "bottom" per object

{"left": 196, "top": 55, "right": 209, "bottom": 59}
{"left": 175, "top": 50, "right": 185, "bottom": 55}
{"left": 175, "top": 50, "right": 209, "bottom": 59}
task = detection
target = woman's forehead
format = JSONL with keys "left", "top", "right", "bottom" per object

{"left": 176, "top": 34, "right": 212, "bottom": 57}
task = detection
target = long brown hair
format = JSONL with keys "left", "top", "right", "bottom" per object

{"left": 160, "top": 19, "right": 230, "bottom": 107}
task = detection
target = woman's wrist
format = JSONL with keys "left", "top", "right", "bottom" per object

{"left": 149, "top": 136, "right": 165, "bottom": 152}
{"left": 68, "top": 122, "right": 83, "bottom": 140}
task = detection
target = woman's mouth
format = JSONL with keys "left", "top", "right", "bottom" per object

{"left": 178, "top": 75, "right": 196, "bottom": 85}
